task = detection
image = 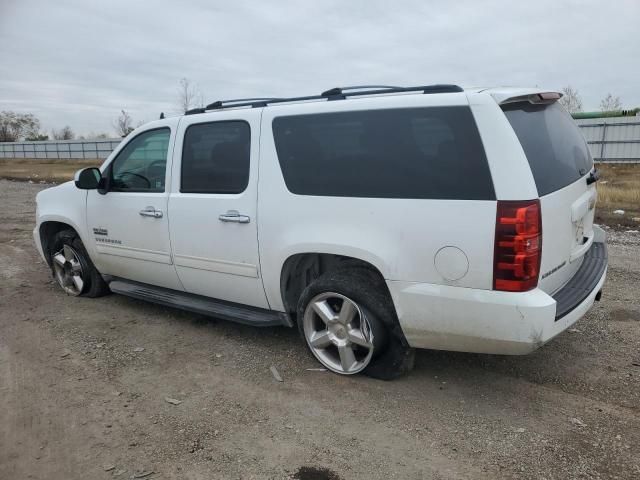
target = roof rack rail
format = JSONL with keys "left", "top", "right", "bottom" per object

{"left": 188, "top": 84, "right": 463, "bottom": 115}
{"left": 321, "top": 85, "right": 403, "bottom": 99}
{"left": 185, "top": 107, "right": 206, "bottom": 115}
{"left": 205, "top": 97, "right": 282, "bottom": 110}
{"left": 185, "top": 97, "right": 283, "bottom": 115}
{"left": 321, "top": 84, "right": 462, "bottom": 100}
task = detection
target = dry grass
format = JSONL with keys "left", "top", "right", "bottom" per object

{"left": 0, "top": 158, "right": 102, "bottom": 184}
{"left": 595, "top": 163, "right": 640, "bottom": 228}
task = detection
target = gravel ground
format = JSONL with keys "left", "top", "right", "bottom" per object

{"left": 1, "top": 179, "right": 639, "bottom": 480}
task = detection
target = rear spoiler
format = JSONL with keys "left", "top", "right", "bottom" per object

{"left": 499, "top": 92, "right": 562, "bottom": 106}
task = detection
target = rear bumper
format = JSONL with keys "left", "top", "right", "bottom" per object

{"left": 553, "top": 241, "right": 607, "bottom": 320}
{"left": 387, "top": 237, "right": 607, "bottom": 355}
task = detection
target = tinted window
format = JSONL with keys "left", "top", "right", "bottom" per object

{"left": 111, "top": 128, "right": 170, "bottom": 192}
{"left": 272, "top": 107, "right": 494, "bottom": 200}
{"left": 181, "top": 121, "right": 250, "bottom": 194}
{"left": 503, "top": 102, "right": 593, "bottom": 196}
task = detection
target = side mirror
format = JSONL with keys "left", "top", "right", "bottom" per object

{"left": 74, "top": 167, "right": 102, "bottom": 190}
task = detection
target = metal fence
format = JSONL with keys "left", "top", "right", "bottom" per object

{"left": 576, "top": 116, "right": 640, "bottom": 163}
{"left": 0, "top": 139, "right": 122, "bottom": 159}
{"left": 1, "top": 116, "right": 639, "bottom": 163}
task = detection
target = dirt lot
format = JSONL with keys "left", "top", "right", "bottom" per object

{"left": 1, "top": 179, "right": 639, "bottom": 480}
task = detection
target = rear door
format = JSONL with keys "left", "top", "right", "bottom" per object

{"left": 168, "top": 110, "right": 269, "bottom": 308}
{"left": 503, "top": 102, "right": 597, "bottom": 294}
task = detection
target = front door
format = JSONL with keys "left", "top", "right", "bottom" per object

{"left": 168, "top": 110, "right": 269, "bottom": 308}
{"left": 86, "top": 125, "right": 183, "bottom": 290}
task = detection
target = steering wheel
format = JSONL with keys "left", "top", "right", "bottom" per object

{"left": 146, "top": 160, "right": 166, "bottom": 179}
{"left": 116, "top": 171, "right": 151, "bottom": 189}
{"left": 145, "top": 160, "right": 166, "bottom": 190}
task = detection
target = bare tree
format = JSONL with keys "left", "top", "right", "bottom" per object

{"left": 559, "top": 85, "right": 583, "bottom": 113}
{"left": 0, "top": 111, "right": 41, "bottom": 142}
{"left": 600, "top": 93, "right": 622, "bottom": 113}
{"left": 114, "top": 110, "right": 134, "bottom": 137}
{"left": 177, "top": 77, "right": 202, "bottom": 113}
{"left": 52, "top": 126, "right": 74, "bottom": 140}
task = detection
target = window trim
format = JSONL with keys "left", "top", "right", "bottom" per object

{"left": 179, "top": 119, "right": 252, "bottom": 195}
{"left": 107, "top": 127, "right": 171, "bottom": 193}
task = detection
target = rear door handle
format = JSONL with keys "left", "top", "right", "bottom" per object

{"left": 139, "top": 206, "right": 163, "bottom": 218}
{"left": 219, "top": 210, "right": 250, "bottom": 224}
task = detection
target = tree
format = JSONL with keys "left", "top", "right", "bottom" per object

{"left": 52, "top": 126, "right": 74, "bottom": 140}
{"left": 0, "top": 111, "right": 41, "bottom": 142}
{"left": 559, "top": 85, "right": 583, "bottom": 113}
{"left": 114, "top": 110, "right": 134, "bottom": 137}
{"left": 177, "top": 77, "right": 202, "bottom": 113}
{"left": 600, "top": 93, "right": 622, "bottom": 113}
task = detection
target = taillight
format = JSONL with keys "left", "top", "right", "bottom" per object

{"left": 493, "top": 200, "right": 542, "bottom": 292}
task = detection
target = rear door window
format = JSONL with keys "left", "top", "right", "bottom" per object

{"left": 181, "top": 121, "right": 250, "bottom": 194}
{"left": 503, "top": 102, "right": 593, "bottom": 196}
{"left": 272, "top": 107, "right": 495, "bottom": 200}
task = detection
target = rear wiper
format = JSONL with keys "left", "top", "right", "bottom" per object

{"left": 586, "top": 169, "right": 600, "bottom": 185}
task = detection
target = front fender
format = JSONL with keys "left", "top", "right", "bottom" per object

{"left": 35, "top": 182, "right": 90, "bottom": 257}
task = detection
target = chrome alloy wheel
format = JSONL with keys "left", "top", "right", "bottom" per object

{"left": 52, "top": 245, "right": 85, "bottom": 296}
{"left": 302, "top": 292, "right": 375, "bottom": 374}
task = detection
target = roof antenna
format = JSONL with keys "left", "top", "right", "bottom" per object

{"left": 159, "top": 112, "right": 165, "bottom": 119}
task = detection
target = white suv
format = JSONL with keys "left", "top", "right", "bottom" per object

{"left": 34, "top": 85, "right": 608, "bottom": 379}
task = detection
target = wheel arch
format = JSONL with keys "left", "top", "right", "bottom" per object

{"left": 39, "top": 220, "right": 80, "bottom": 266}
{"left": 279, "top": 252, "right": 391, "bottom": 322}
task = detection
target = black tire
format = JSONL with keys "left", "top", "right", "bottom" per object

{"left": 297, "top": 268, "right": 415, "bottom": 380}
{"left": 50, "top": 229, "right": 110, "bottom": 298}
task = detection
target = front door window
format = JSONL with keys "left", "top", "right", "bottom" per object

{"left": 111, "top": 128, "right": 170, "bottom": 192}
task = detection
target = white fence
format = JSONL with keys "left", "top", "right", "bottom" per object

{"left": 575, "top": 116, "right": 640, "bottom": 163}
{"left": 1, "top": 116, "right": 639, "bottom": 163}
{"left": 0, "top": 138, "right": 122, "bottom": 159}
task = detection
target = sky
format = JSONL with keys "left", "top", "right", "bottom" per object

{"left": 0, "top": 0, "right": 638, "bottom": 138}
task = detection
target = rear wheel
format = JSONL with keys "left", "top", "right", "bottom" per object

{"left": 302, "top": 291, "right": 380, "bottom": 374}
{"left": 50, "top": 230, "right": 110, "bottom": 298}
{"left": 297, "top": 268, "right": 414, "bottom": 379}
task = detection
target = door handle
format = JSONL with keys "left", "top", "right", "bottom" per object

{"left": 139, "top": 206, "right": 163, "bottom": 218}
{"left": 218, "top": 210, "right": 250, "bottom": 224}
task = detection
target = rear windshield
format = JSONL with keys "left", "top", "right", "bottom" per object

{"left": 272, "top": 106, "right": 495, "bottom": 200}
{"left": 503, "top": 102, "right": 593, "bottom": 196}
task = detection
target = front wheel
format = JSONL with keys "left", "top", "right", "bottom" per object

{"left": 49, "top": 230, "right": 110, "bottom": 298}
{"left": 297, "top": 268, "right": 414, "bottom": 379}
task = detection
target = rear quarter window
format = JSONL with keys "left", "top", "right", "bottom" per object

{"left": 272, "top": 106, "right": 495, "bottom": 200}
{"left": 503, "top": 102, "right": 593, "bottom": 196}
